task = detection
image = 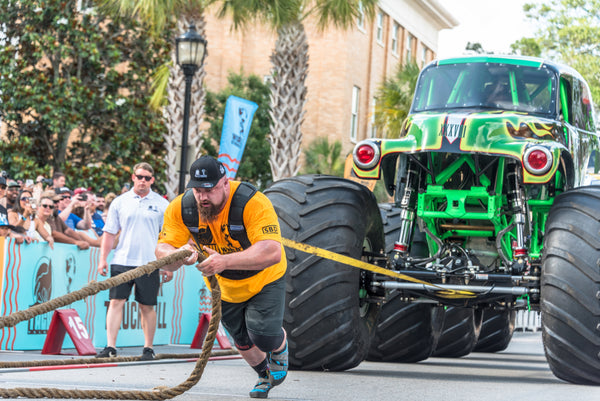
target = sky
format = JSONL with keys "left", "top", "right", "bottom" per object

{"left": 436, "top": 0, "right": 540, "bottom": 59}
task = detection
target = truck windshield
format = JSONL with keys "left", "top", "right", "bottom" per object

{"left": 412, "top": 62, "right": 557, "bottom": 118}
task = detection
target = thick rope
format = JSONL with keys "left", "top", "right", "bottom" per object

{"left": 0, "top": 349, "right": 239, "bottom": 369}
{"left": 0, "top": 252, "right": 228, "bottom": 399}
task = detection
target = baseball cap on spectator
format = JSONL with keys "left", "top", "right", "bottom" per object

{"left": 73, "top": 187, "right": 88, "bottom": 195}
{"left": 7, "top": 180, "right": 20, "bottom": 189}
{"left": 55, "top": 187, "right": 73, "bottom": 196}
{"left": 0, "top": 209, "right": 15, "bottom": 230}
{"left": 186, "top": 155, "right": 227, "bottom": 189}
{"left": 0, "top": 177, "right": 6, "bottom": 187}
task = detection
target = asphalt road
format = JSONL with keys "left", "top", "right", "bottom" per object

{"left": 1, "top": 332, "right": 600, "bottom": 401}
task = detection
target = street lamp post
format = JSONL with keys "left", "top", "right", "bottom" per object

{"left": 176, "top": 23, "right": 207, "bottom": 194}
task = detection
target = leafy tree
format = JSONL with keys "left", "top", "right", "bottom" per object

{"left": 373, "top": 61, "right": 421, "bottom": 138}
{"left": 204, "top": 71, "right": 273, "bottom": 189}
{"left": 513, "top": 0, "right": 600, "bottom": 103}
{"left": 0, "top": 0, "right": 170, "bottom": 195}
{"left": 301, "top": 137, "right": 344, "bottom": 176}
{"left": 510, "top": 37, "right": 542, "bottom": 57}
{"left": 100, "top": 0, "right": 209, "bottom": 198}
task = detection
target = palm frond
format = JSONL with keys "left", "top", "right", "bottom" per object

{"left": 149, "top": 61, "right": 173, "bottom": 111}
{"left": 311, "top": 0, "right": 377, "bottom": 31}
{"left": 373, "top": 61, "right": 421, "bottom": 138}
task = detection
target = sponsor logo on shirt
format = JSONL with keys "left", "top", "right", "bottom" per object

{"left": 261, "top": 225, "right": 279, "bottom": 235}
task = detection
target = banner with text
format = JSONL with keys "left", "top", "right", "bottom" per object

{"left": 217, "top": 95, "right": 258, "bottom": 179}
{"left": 0, "top": 238, "right": 213, "bottom": 351}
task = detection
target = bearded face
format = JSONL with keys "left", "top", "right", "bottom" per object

{"left": 198, "top": 201, "right": 221, "bottom": 222}
{"left": 195, "top": 178, "right": 229, "bottom": 223}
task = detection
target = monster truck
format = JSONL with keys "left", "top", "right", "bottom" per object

{"left": 264, "top": 55, "right": 600, "bottom": 384}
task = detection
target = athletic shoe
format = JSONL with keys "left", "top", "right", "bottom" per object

{"left": 141, "top": 347, "right": 155, "bottom": 361}
{"left": 269, "top": 341, "right": 288, "bottom": 386}
{"left": 249, "top": 373, "right": 273, "bottom": 399}
{"left": 95, "top": 346, "right": 117, "bottom": 358}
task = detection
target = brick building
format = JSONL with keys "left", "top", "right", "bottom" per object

{"left": 203, "top": 0, "right": 458, "bottom": 159}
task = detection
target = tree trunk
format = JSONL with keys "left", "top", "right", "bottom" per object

{"left": 268, "top": 22, "right": 308, "bottom": 181}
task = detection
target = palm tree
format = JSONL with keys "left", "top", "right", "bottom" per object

{"left": 373, "top": 61, "right": 420, "bottom": 138}
{"left": 301, "top": 137, "right": 344, "bottom": 176}
{"left": 99, "top": 0, "right": 208, "bottom": 199}
{"left": 215, "top": 0, "right": 378, "bottom": 180}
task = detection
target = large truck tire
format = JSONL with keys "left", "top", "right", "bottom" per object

{"left": 541, "top": 186, "right": 600, "bottom": 384}
{"left": 368, "top": 205, "right": 445, "bottom": 362}
{"left": 368, "top": 293, "right": 445, "bottom": 362}
{"left": 473, "top": 309, "right": 516, "bottom": 353}
{"left": 433, "top": 307, "right": 483, "bottom": 357}
{"left": 265, "top": 175, "right": 384, "bottom": 371}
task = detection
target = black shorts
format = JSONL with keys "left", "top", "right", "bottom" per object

{"left": 109, "top": 264, "right": 160, "bottom": 306}
{"left": 220, "top": 275, "right": 285, "bottom": 346}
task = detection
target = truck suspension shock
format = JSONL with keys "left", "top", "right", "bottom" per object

{"left": 392, "top": 159, "right": 418, "bottom": 257}
{"left": 506, "top": 164, "right": 528, "bottom": 271}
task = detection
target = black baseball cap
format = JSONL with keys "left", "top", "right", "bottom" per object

{"left": 0, "top": 177, "right": 6, "bottom": 186}
{"left": 187, "top": 156, "right": 226, "bottom": 189}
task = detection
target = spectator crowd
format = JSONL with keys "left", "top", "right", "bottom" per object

{"left": 0, "top": 171, "right": 119, "bottom": 249}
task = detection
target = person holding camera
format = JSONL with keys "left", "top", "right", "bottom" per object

{"left": 55, "top": 187, "right": 92, "bottom": 231}
{"left": 52, "top": 172, "right": 66, "bottom": 192}
{"left": 79, "top": 189, "right": 105, "bottom": 237}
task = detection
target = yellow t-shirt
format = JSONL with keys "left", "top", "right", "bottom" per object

{"left": 158, "top": 181, "right": 286, "bottom": 303}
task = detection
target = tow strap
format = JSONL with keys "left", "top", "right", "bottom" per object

{"left": 281, "top": 237, "right": 476, "bottom": 299}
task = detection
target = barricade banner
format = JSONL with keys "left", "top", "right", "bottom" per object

{"left": 217, "top": 95, "right": 259, "bottom": 179}
{"left": 0, "top": 238, "right": 212, "bottom": 350}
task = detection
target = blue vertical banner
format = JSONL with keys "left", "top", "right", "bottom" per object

{"left": 217, "top": 95, "right": 259, "bottom": 179}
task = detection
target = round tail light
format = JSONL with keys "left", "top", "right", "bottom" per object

{"left": 353, "top": 140, "right": 381, "bottom": 170}
{"left": 524, "top": 146, "right": 552, "bottom": 175}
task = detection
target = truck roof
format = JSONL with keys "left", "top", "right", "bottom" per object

{"left": 432, "top": 55, "right": 584, "bottom": 81}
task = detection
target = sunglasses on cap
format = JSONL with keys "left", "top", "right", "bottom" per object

{"left": 135, "top": 174, "right": 153, "bottom": 182}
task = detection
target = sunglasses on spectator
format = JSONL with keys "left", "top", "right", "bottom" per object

{"left": 20, "top": 197, "right": 30, "bottom": 202}
{"left": 41, "top": 204, "right": 55, "bottom": 209}
{"left": 135, "top": 174, "right": 153, "bottom": 182}
{"left": 62, "top": 196, "right": 71, "bottom": 200}
{"left": 0, "top": 185, "right": 6, "bottom": 190}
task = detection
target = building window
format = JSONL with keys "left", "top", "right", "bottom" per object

{"left": 357, "top": 4, "right": 365, "bottom": 30}
{"left": 351, "top": 86, "right": 360, "bottom": 142}
{"left": 376, "top": 12, "right": 384, "bottom": 44}
{"left": 391, "top": 23, "right": 399, "bottom": 54}
{"left": 370, "top": 97, "right": 377, "bottom": 138}
{"left": 421, "top": 46, "right": 428, "bottom": 66}
{"left": 406, "top": 33, "right": 414, "bottom": 62}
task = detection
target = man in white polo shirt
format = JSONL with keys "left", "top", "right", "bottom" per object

{"left": 95, "top": 162, "right": 171, "bottom": 360}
